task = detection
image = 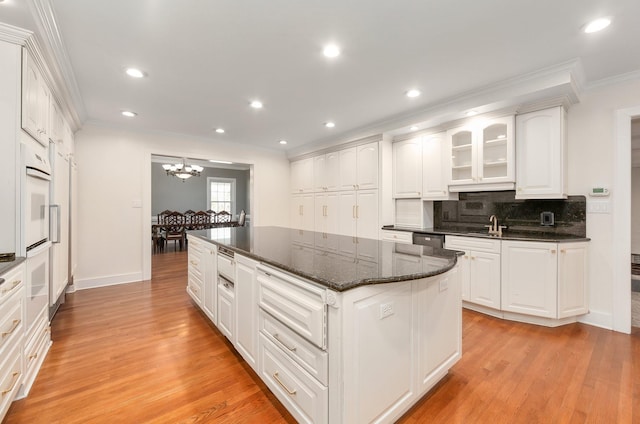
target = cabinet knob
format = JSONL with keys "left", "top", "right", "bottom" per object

{"left": 517, "top": 187, "right": 522, "bottom": 191}
{"left": 471, "top": 256, "right": 476, "bottom": 260}
{"left": 561, "top": 249, "right": 566, "bottom": 254}
{"left": 551, "top": 249, "right": 557, "bottom": 254}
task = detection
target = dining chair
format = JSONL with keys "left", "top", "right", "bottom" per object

{"left": 164, "top": 211, "right": 186, "bottom": 250}
{"left": 215, "top": 210, "right": 232, "bottom": 223}
{"left": 184, "top": 209, "right": 196, "bottom": 230}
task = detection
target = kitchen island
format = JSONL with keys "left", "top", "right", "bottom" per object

{"left": 186, "top": 226, "right": 462, "bottom": 424}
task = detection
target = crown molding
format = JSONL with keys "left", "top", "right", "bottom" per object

{"left": 0, "top": 22, "right": 33, "bottom": 45}
{"left": 585, "top": 69, "right": 640, "bottom": 92}
{"left": 26, "top": 0, "right": 85, "bottom": 131}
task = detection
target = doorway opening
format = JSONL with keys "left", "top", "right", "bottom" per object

{"left": 630, "top": 117, "right": 640, "bottom": 328}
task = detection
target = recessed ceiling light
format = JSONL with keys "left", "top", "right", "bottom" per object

{"left": 323, "top": 44, "right": 340, "bottom": 58}
{"left": 250, "top": 100, "right": 263, "bottom": 109}
{"left": 410, "top": 126, "right": 419, "bottom": 131}
{"left": 215, "top": 128, "right": 225, "bottom": 134}
{"left": 121, "top": 111, "right": 137, "bottom": 117}
{"left": 324, "top": 122, "right": 336, "bottom": 128}
{"left": 209, "top": 160, "right": 233, "bottom": 164}
{"left": 584, "top": 17, "right": 611, "bottom": 33}
{"left": 466, "top": 110, "right": 478, "bottom": 117}
{"left": 279, "top": 140, "right": 288, "bottom": 145}
{"left": 125, "top": 68, "right": 145, "bottom": 78}
{"left": 406, "top": 89, "right": 421, "bottom": 98}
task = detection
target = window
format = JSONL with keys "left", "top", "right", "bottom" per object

{"left": 208, "top": 178, "right": 236, "bottom": 214}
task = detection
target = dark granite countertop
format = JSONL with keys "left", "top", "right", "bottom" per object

{"left": 0, "top": 257, "right": 26, "bottom": 283}
{"left": 188, "top": 226, "right": 462, "bottom": 292}
{"left": 382, "top": 225, "right": 590, "bottom": 243}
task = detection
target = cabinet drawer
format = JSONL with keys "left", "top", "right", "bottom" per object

{"left": 257, "top": 265, "right": 326, "bottom": 349}
{"left": 188, "top": 272, "right": 203, "bottom": 303}
{"left": 0, "top": 342, "right": 23, "bottom": 419}
{"left": 0, "top": 291, "right": 24, "bottom": 354}
{"left": 260, "top": 310, "right": 328, "bottom": 385}
{"left": 380, "top": 230, "right": 412, "bottom": 244}
{"left": 445, "top": 235, "right": 501, "bottom": 253}
{"left": 260, "top": 334, "right": 328, "bottom": 424}
{"left": 217, "top": 283, "right": 235, "bottom": 341}
{"left": 0, "top": 265, "right": 25, "bottom": 306}
{"left": 218, "top": 254, "right": 235, "bottom": 282}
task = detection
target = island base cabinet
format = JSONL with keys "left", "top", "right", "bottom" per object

{"left": 329, "top": 269, "right": 461, "bottom": 424}
{"left": 235, "top": 255, "right": 259, "bottom": 372}
{"left": 260, "top": 334, "right": 328, "bottom": 424}
{"left": 557, "top": 243, "right": 589, "bottom": 318}
{"left": 217, "top": 282, "right": 235, "bottom": 342}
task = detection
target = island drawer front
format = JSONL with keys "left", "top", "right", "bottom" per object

{"left": 217, "top": 253, "right": 235, "bottom": 282}
{"left": 0, "top": 266, "right": 24, "bottom": 307}
{"left": 260, "top": 310, "right": 328, "bottom": 386}
{"left": 445, "top": 235, "right": 501, "bottom": 253}
{"left": 187, "top": 271, "right": 203, "bottom": 303}
{"left": 0, "top": 342, "right": 23, "bottom": 419}
{"left": 257, "top": 265, "right": 326, "bottom": 350}
{"left": 260, "top": 334, "right": 328, "bottom": 424}
{"left": 0, "top": 292, "right": 23, "bottom": 353}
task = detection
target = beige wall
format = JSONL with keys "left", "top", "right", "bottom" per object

{"left": 567, "top": 77, "right": 640, "bottom": 328}
{"left": 74, "top": 123, "right": 290, "bottom": 288}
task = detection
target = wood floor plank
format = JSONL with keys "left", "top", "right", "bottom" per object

{"left": 5, "top": 250, "right": 640, "bottom": 423}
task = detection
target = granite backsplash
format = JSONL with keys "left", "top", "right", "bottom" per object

{"left": 434, "top": 191, "right": 586, "bottom": 237}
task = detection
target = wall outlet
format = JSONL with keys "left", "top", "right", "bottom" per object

{"left": 439, "top": 279, "right": 449, "bottom": 292}
{"left": 380, "top": 302, "right": 394, "bottom": 319}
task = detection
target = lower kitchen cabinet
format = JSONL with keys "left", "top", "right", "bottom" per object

{"left": 235, "top": 254, "right": 259, "bottom": 372}
{"left": 445, "top": 236, "right": 501, "bottom": 309}
{"left": 502, "top": 240, "right": 588, "bottom": 320}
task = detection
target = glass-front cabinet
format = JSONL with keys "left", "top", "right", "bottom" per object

{"left": 448, "top": 116, "right": 514, "bottom": 190}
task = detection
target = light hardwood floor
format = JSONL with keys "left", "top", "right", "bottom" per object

{"left": 5, "top": 250, "right": 640, "bottom": 423}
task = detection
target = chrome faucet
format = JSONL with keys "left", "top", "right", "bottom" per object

{"left": 485, "top": 215, "right": 507, "bottom": 236}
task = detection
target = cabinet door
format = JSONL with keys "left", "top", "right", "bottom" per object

{"left": 477, "top": 116, "right": 514, "bottom": 184}
{"left": 50, "top": 148, "right": 70, "bottom": 305}
{"left": 501, "top": 241, "right": 557, "bottom": 318}
{"left": 557, "top": 243, "right": 588, "bottom": 318}
{"left": 515, "top": 107, "right": 567, "bottom": 199}
{"left": 422, "top": 132, "right": 455, "bottom": 200}
{"left": 235, "top": 255, "right": 258, "bottom": 371}
{"left": 313, "top": 154, "right": 327, "bottom": 192}
{"left": 314, "top": 193, "right": 327, "bottom": 234}
{"left": 356, "top": 189, "right": 379, "bottom": 240}
{"left": 291, "top": 194, "right": 314, "bottom": 231}
{"left": 339, "top": 147, "right": 357, "bottom": 190}
{"left": 22, "top": 51, "right": 41, "bottom": 142}
{"left": 457, "top": 251, "right": 471, "bottom": 301}
{"left": 448, "top": 126, "right": 475, "bottom": 185}
{"left": 356, "top": 142, "right": 378, "bottom": 190}
{"left": 392, "top": 138, "right": 422, "bottom": 198}
{"left": 217, "top": 285, "right": 235, "bottom": 341}
{"left": 325, "top": 151, "right": 340, "bottom": 191}
{"left": 337, "top": 191, "right": 357, "bottom": 237}
{"left": 291, "top": 158, "right": 313, "bottom": 194}
{"left": 469, "top": 250, "right": 501, "bottom": 309}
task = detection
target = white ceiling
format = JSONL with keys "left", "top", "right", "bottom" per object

{"left": 2, "top": 0, "right": 640, "bottom": 152}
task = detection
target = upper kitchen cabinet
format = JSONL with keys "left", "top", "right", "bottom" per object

{"left": 290, "top": 157, "right": 314, "bottom": 194}
{"left": 448, "top": 116, "right": 515, "bottom": 192}
{"left": 515, "top": 106, "right": 568, "bottom": 199}
{"left": 313, "top": 151, "right": 340, "bottom": 192}
{"left": 393, "top": 137, "right": 422, "bottom": 198}
{"left": 21, "top": 49, "right": 51, "bottom": 147}
{"left": 422, "top": 131, "right": 457, "bottom": 200}
{"left": 339, "top": 141, "right": 379, "bottom": 191}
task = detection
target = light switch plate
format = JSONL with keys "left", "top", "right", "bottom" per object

{"left": 588, "top": 200, "right": 611, "bottom": 214}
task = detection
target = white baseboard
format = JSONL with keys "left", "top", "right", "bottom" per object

{"left": 75, "top": 272, "right": 144, "bottom": 290}
{"left": 578, "top": 309, "right": 612, "bottom": 330}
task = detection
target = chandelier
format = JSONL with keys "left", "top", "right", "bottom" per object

{"left": 162, "top": 158, "right": 204, "bottom": 180}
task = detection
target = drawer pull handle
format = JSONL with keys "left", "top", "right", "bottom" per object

{"left": 1, "top": 320, "right": 20, "bottom": 338}
{"left": 29, "top": 352, "right": 38, "bottom": 361}
{"left": 190, "top": 260, "right": 198, "bottom": 266}
{"left": 1, "top": 280, "right": 21, "bottom": 294}
{"left": 1, "top": 372, "right": 19, "bottom": 396}
{"left": 273, "top": 333, "right": 296, "bottom": 352}
{"left": 273, "top": 372, "right": 297, "bottom": 396}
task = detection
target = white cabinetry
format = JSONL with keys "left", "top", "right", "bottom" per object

{"left": 291, "top": 158, "right": 314, "bottom": 194}
{"left": 380, "top": 229, "right": 412, "bottom": 244}
{"left": 49, "top": 142, "right": 70, "bottom": 307}
{"left": 445, "top": 236, "right": 501, "bottom": 309}
{"left": 392, "top": 137, "right": 422, "bottom": 198}
{"left": 21, "top": 49, "right": 51, "bottom": 147}
{"left": 0, "top": 264, "right": 25, "bottom": 422}
{"left": 355, "top": 142, "right": 379, "bottom": 190}
{"left": 314, "top": 192, "right": 339, "bottom": 236}
{"left": 291, "top": 194, "right": 314, "bottom": 231}
{"left": 422, "top": 132, "right": 457, "bottom": 200}
{"left": 448, "top": 116, "right": 515, "bottom": 191}
{"left": 515, "top": 106, "right": 568, "bottom": 199}
{"left": 337, "top": 189, "right": 379, "bottom": 240}
{"left": 202, "top": 243, "right": 217, "bottom": 322}
{"left": 313, "top": 152, "right": 340, "bottom": 192}
{"left": 235, "top": 254, "right": 259, "bottom": 372}
{"left": 502, "top": 240, "right": 588, "bottom": 319}
{"left": 187, "top": 236, "right": 205, "bottom": 306}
